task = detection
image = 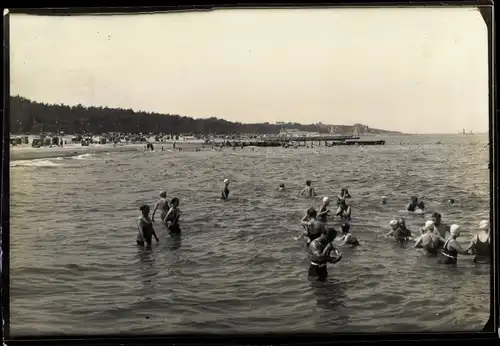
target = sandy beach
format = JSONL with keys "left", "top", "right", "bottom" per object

{"left": 10, "top": 141, "right": 210, "bottom": 161}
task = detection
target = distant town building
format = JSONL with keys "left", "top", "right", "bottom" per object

{"left": 279, "top": 128, "right": 320, "bottom": 137}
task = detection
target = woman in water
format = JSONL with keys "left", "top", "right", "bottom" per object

{"left": 414, "top": 220, "right": 445, "bottom": 255}
{"left": 339, "top": 223, "right": 359, "bottom": 247}
{"left": 466, "top": 220, "right": 491, "bottom": 264}
{"left": 337, "top": 188, "right": 351, "bottom": 205}
{"left": 336, "top": 199, "right": 352, "bottom": 224}
{"left": 386, "top": 219, "right": 411, "bottom": 243}
{"left": 438, "top": 224, "right": 471, "bottom": 264}
{"left": 221, "top": 179, "right": 230, "bottom": 200}
{"left": 136, "top": 204, "right": 160, "bottom": 247}
{"left": 318, "top": 197, "right": 331, "bottom": 223}
{"left": 165, "top": 197, "right": 182, "bottom": 235}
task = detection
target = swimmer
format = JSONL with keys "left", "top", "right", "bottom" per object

{"left": 414, "top": 220, "right": 445, "bottom": 255}
{"left": 381, "top": 196, "right": 387, "bottom": 205}
{"left": 299, "top": 208, "right": 325, "bottom": 245}
{"left": 308, "top": 227, "right": 341, "bottom": 282}
{"left": 221, "top": 179, "right": 230, "bottom": 200}
{"left": 339, "top": 223, "right": 359, "bottom": 247}
{"left": 301, "top": 180, "right": 317, "bottom": 198}
{"left": 431, "top": 212, "right": 451, "bottom": 239}
{"left": 466, "top": 220, "right": 491, "bottom": 264}
{"left": 136, "top": 204, "right": 160, "bottom": 246}
{"left": 406, "top": 196, "right": 425, "bottom": 212}
{"left": 278, "top": 182, "right": 285, "bottom": 191}
{"left": 448, "top": 199, "right": 455, "bottom": 205}
{"left": 151, "top": 191, "right": 170, "bottom": 224}
{"left": 335, "top": 199, "right": 352, "bottom": 224}
{"left": 318, "top": 197, "right": 331, "bottom": 223}
{"left": 438, "top": 224, "right": 470, "bottom": 264}
{"left": 386, "top": 219, "right": 411, "bottom": 243}
{"left": 337, "top": 188, "right": 351, "bottom": 204}
{"left": 165, "top": 197, "right": 182, "bottom": 235}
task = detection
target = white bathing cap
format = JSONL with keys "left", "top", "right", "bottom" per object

{"left": 323, "top": 196, "right": 330, "bottom": 203}
{"left": 224, "top": 179, "right": 229, "bottom": 184}
{"left": 479, "top": 220, "right": 489, "bottom": 229}
{"left": 450, "top": 224, "right": 461, "bottom": 237}
{"left": 381, "top": 196, "right": 387, "bottom": 200}
{"left": 389, "top": 219, "right": 398, "bottom": 226}
{"left": 423, "top": 220, "right": 434, "bottom": 229}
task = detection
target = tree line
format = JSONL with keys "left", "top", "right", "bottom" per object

{"left": 9, "top": 95, "right": 399, "bottom": 135}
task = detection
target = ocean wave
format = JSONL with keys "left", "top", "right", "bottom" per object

{"left": 72, "top": 153, "right": 94, "bottom": 160}
{"left": 10, "top": 159, "right": 62, "bottom": 168}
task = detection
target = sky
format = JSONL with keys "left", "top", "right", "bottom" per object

{"left": 9, "top": 8, "right": 489, "bottom": 134}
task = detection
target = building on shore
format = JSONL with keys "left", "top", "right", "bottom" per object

{"left": 278, "top": 128, "right": 320, "bottom": 138}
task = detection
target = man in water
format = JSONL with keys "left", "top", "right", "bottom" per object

{"left": 221, "top": 179, "right": 230, "bottom": 200}
{"left": 406, "top": 196, "right": 425, "bottom": 212}
{"left": 308, "top": 228, "right": 341, "bottom": 282}
{"left": 301, "top": 180, "right": 317, "bottom": 198}
{"left": 431, "top": 212, "right": 450, "bottom": 239}
{"left": 414, "top": 220, "right": 445, "bottom": 255}
{"left": 299, "top": 208, "right": 326, "bottom": 245}
{"left": 137, "top": 204, "right": 160, "bottom": 247}
{"left": 165, "top": 197, "right": 182, "bottom": 235}
{"left": 381, "top": 196, "right": 387, "bottom": 205}
{"left": 152, "top": 191, "right": 170, "bottom": 225}
{"left": 318, "top": 197, "right": 331, "bottom": 223}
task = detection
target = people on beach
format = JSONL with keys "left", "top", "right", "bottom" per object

{"left": 165, "top": 197, "right": 182, "bottom": 235}
{"left": 339, "top": 223, "right": 359, "bottom": 247}
{"left": 152, "top": 191, "right": 170, "bottom": 225}
{"left": 301, "top": 180, "right": 316, "bottom": 198}
{"left": 438, "top": 224, "right": 471, "bottom": 264}
{"left": 137, "top": 204, "right": 160, "bottom": 247}
{"left": 221, "top": 179, "right": 230, "bottom": 200}
{"left": 308, "top": 228, "right": 342, "bottom": 282}
{"left": 466, "top": 220, "right": 491, "bottom": 264}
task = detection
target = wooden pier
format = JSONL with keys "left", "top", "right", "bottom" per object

{"left": 225, "top": 135, "right": 385, "bottom": 148}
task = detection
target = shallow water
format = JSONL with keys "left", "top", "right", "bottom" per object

{"left": 9, "top": 134, "right": 490, "bottom": 335}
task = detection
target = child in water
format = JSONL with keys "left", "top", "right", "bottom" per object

{"left": 339, "top": 223, "right": 359, "bottom": 247}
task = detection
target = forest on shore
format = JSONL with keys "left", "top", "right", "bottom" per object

{"left": 10, "top": 95, "right": 402, "bottom": 135}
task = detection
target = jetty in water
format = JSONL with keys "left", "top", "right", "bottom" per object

{"left": 231, "top": 135, "right": 385, "bottom": 148}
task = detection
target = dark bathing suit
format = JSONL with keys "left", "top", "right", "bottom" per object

{"left": 439, "top": 239, "right": 458, "bottom": 265}
{"left": 318, "top": 205, "right": 328, "bottom": 223}
{"left": 167, "top": 209, "right": 181, "bottom": 235}
{"left": 473, "top": 235, "right": 490, "bottom": 264}
{"left": 308, "top": 258, "right": 328, "bottom": 282}
{"left": 221, "top": 187, "right": 230, "bottom": 200}
{"left": 137, "top": 220, "right": 154, "bottom": 245}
